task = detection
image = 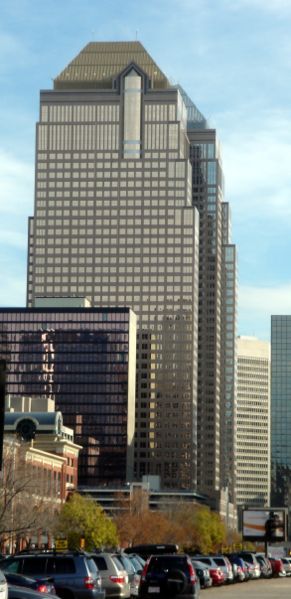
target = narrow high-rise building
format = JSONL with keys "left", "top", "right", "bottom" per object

{"left": 26, "top": 42, "right": 236, "bottom": 498}
{"left": 236, "top": 336, "right": 270, "bottom": 508}
{"left": 271, "top": 316, "right": 291, "bottom": 508}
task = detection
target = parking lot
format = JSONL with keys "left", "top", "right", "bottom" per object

{"left": 203, "top": 577, "right": 291, "bottom": 598}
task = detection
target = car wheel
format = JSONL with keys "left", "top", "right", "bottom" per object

{"left": 165, "top": 569, "right": 188, "bottom": 596}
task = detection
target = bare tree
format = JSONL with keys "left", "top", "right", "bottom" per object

{"left": 0, "top": 438, "right": 58, "bottom": 549}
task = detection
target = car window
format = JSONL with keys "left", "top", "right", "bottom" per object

{"left": 93, "top": 557, "right": 107, "bottom": 571}
{"left": 213, "top": 558, "right": 225, "bottom": 566}
{"left": 197, "top": 558, "right": 211, "bottom": 566}
{"left": 0, "top": 570, "right": 6, "bottom": 584}
{"left": 112, "top": 556, "right": 125, "bottom": 571}
{"left": 1, "top": 560, "right": 21, "bottom": 573}
{"left": 86, "top": 558, "right": 99, "bottom": 576}
{"left": 122, "top": 556, "right": 135, "bottom": 574}
{"left": 129, "top": 556, "right": 143, "bottom": 571}
{"left": 22, "top": 558, "right": 47, "bottom": 575}
{"left": 147, "top": 556, "right": 188, "bottom": 574}
{"left": 54, "top": 559, "right": 76, "bottom": 574}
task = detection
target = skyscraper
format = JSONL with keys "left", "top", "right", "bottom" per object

{"left": 236, "top": 336, "right": 270, "bottom": 507}
{"left": 26, "top": 42, "right": 236, "bottom": 498}
{"left": 271, "top": 316, "right": 291, "bottom": 508}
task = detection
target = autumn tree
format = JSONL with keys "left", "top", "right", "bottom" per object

{"left": 173, "top": 503, "right": 227, "bottom": 554}
{"left": 114, "top": 492, "right": 227, "bottom": 554}
{"left": 55, "top": 493, "right": 119, "bottom": 550}
{"left": 0, "top": 439, "right": 55, "bottom": 546}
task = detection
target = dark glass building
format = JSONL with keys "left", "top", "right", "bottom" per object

{"left": 271, "top": 315, "right": 291, "bottom": 507}
{"left": 0, "top": 307, "right": 136, "bottom": 486}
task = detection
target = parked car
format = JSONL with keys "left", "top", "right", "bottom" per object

{"left": 91, "top": 552, "right": 130, "bottom": 598}
{"left": 138, "top": 554, "right": 200, "bottom": 598}
{"left": 113, "top": 553, "right": 139, "bottom": 597}
{"left": 0, "top": 551, "right": 105, "bottom": 599}
{"left": 280, "top": 557, "right": 291, "bottom": 576}
{"left": 255, "top": 554, "right": 272, "bottom": 578}
{"left": 191, "top": 557, "right": 224, "bottom": 586}
{"left": 190, "top": 560, "right": 212, "bottom": 589}
{"left": 225, "top": 554, "right": 247, "bottom": 582}
{"left": 121, "top": 554, "right": 145, "bottom": 597}
{"left": 8, "top": 586, "right": 55, "bottom": 599}
{"left": 268, "top": 556, "right": 286, "bottom": 577}
{"left": 211, "top": 556, "right": 234, "bottom": 584}
{"left": 4, "top": 573, "right": 56, "bottom": 595}
{"left": 0, "top": 568, "right": 8, "bottom": 599}
{"left": 124, "top": 545, "right": 178, "bottom": 562}
{"left": 236, "top": 552, "right": 261, "bottom": 579}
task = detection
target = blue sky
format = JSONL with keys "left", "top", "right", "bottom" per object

{"left": 1, "top": 0, "right": 291, "bottom": 341}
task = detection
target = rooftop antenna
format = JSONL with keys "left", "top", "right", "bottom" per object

{"left": 135, "top": 29, "right": 139, "bottom": 40}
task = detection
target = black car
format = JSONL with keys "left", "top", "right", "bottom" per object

{"left": 138, "top": 554, "right": 200, "bottom": 599}
{"left": 0, "top": 551, "right": 105, "bottom": 599}
{"left": 4, "top": 573, "right": 56, "bottom": 595}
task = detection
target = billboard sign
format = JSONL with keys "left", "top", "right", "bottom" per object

{"left": 242, "top": 508, "right": 287, "bottom": 542}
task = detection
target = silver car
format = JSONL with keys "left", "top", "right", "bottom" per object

{"left": 117, "top": 554, "right": 145, "bottom": 597}
{"left": 91, "top": 553, "right": 130, "bottom": 598}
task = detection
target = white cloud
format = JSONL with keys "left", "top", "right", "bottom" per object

{"left": 216, "top": 108, "right": 291, "bottom": 221}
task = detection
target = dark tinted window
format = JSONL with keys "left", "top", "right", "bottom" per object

{"left": 46, "top": 559, "right": 55, "bottom": 575}
{"left": 213, "top": 558, "right": 225, "bottom": 566}
{"left": 197, "top": 558, "right": 211, "bottom": 566}
{"left": 54, "top": 559, "right": 76, "bottom": 574}
{"left": 93, "top": 557, "right": 107, "bottom": 571}
{"left": 148, "top": 556, "right": 188, "bottom": 575}
{"left": 22, "top": 558, "right": 47, "bottom": 575}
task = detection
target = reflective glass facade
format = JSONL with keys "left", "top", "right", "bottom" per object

{"left": 189, "top": 133, "right": 237, "bottom": 499}
{"left": 0, "top": 308, "right": 136, "bottom": 486}
{"left": 271, "top": 316, "right": 291, "bottom": 507}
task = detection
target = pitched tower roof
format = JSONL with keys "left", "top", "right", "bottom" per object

{"left": 54, "top": 41, "right": 170, "bottom": 90}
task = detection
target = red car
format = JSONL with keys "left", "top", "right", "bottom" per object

{"left": 209, "top": 566, "right": 225, "bottom": 585}
{"left": 268, "top": 556, "right": 286, "bottom": 577}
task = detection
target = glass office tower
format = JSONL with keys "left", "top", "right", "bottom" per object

{"left": 0, "top": 307, "right": 136, "bottom": 486}
{"left": 271, "top": 316, "right": 291, "bottom": 507}
{"left": 25, "top": 42, "right": 236, "bottom": 498}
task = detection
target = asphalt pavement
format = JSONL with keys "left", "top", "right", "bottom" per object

{"left": 203, "top": 577, "right": 291, "bottom": 598}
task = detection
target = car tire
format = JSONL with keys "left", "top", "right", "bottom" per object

{"left": 165, "top": 569, "right": 188, "bottom": 596}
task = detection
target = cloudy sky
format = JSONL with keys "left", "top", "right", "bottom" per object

{"left": 1, "top": 0, "right": 291, "bottom": 340}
